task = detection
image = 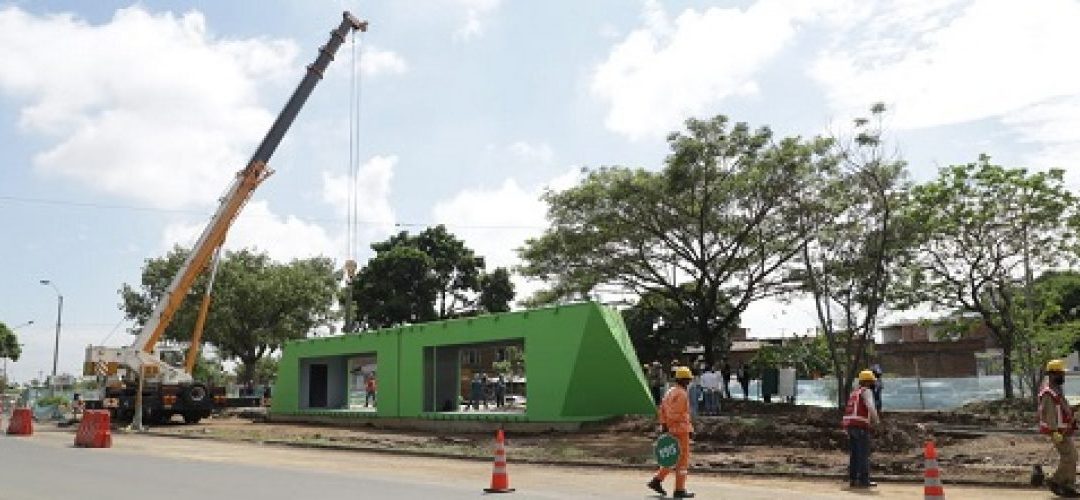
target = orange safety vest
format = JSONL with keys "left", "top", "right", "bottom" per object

{"left": 659, "top": 385, "right": 693, "bottom": 435}
{"left": 842, "top": 387, "right": 871, "bottom": 430}
{"left": 1038, "top": 385, "right": 1076, "bottom": 435}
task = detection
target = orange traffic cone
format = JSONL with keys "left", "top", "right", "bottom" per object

{"left": 484, "top": 429, "right": 515, "bottom": 493}
{"left": 924, "top": 440, "right": 944, "bottom": 499}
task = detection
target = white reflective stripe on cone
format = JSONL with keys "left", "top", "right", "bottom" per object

{"left": 924, "top": 478, "right": 943, "bottom": 487}
{"left": 493, "top": 467, "right": 507, "bottom": 474}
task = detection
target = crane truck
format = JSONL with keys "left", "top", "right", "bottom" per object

{"left": 83, "top": 12, "right": 368, "bottom": 425}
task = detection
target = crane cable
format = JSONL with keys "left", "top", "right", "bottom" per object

{"left": 345, "top": 29, "right": 364, "bottom": 281}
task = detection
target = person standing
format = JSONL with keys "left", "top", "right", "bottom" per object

{"left": 647, "top": 366, "right": 696, "bottom": 498}
{"left": 648, "top": 362, "right": 665, "bottom": 405}
{"left": 495, "top": 375, "right": 506, "bottom": 408}
{"left": 870, "top": 365, "right": 883, "bottom": 412}
{"left": 699, "top": 366, "right": 716, "bottom": 416}
{"left": 737, "top": 364, "right": 750, "bottom": 400}
{"left": 469, "top": 373, "right": 483, "bottom": 410}
{"left": 842, "top": 369, "right": 881, "bottom": 488}
{"left": 364, "top": 373, "right": 377, "bottom": 407}
{"left": 1039, "top": 359, "right": 1079, "bottom": 497}
{"left": 720, "top": 361, "right": 733, "bottom": 400}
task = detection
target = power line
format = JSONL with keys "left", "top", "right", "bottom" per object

{"left": 0, "top": 194, "right": 546, "bottom": 230}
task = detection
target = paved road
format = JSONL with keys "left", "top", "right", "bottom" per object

{"left": 0, "top": 427, "right": 1049, "bottom": 499}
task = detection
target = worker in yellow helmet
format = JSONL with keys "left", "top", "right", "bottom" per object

{"left": 1039, "top": 359, "right": 1079, "bottom": 497}
{"left": 841, "top": 369, "right": 881, "bottom": 489}
{"left": 647, "top": 366, "right": 695, "bottom": 498}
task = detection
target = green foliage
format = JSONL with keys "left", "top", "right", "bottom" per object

{"left": 0, "top": 321, "right": 21, "bottom": 363}
{"left": 622, "top": 289, "right": 699, "bottom": 364}
{"left": 479, "top": 267, "right": 515, "bottom": 313}
{"left": 520, "top": 114, "right": 833, "bottom": 365}
{"left": 750, "top": 335, "right": 831, "bottom": 379}
{"left": 350, "top": 225, "right": 516, "bottom": 329}
{"left": 798, "top": 103, "right": 912, "bottom": 407}
{"left": 192, "top": 356, "right": 230, "bottom": 387}
{"left": 234, "top": 356, "right": 278, "bottom": 385}
{"left": 491, "top": 346, "right": 524, "bottom": 377}
{"left": 372, "top": 225, "right": 485, "bottom": 318}
{"left": 351, "top": 246, "right": 438, "bottom": 329}
{"left": 36, "top": 395, "right": 68, "bottom": 408}
{"left": 896, "top": 156, "right": 1080, "bottom": 399}
{"left": 119, "top": 248, "right": 339, "bottom": 384}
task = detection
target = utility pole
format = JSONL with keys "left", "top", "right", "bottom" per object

{"left": 40, "top": 280, "right": 63, "bottom": 397}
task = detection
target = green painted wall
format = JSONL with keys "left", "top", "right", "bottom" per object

{"left": 272, "top": 302, "right": 655, "bottom": 422}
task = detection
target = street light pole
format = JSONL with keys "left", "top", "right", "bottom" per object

{"left": 40, "top": 280, "right": 62, "bottom": 396}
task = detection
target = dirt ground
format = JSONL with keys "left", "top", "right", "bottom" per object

{"left": 143, "top": 399, "right": 1054, "bottom": 486}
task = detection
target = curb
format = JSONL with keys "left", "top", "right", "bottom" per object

{"left": 123, "top": 429, "right": 1039, "bottom": 490}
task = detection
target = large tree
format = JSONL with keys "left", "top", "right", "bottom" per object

{"left": 349, "top": 226, "right": 516, "bottom": 329}
{"left": 897, "top": 157, "right": 1079, "bottom": 399}
{"left": 372, "top": 225, "right": 485, "bottom": 318}
{"left": 0, "top": 321, "right": 21, "bottom": 387}
{"left": 798, "top": 104, "right": 912, "bottom": 408}
{"left": 119, "top": 247, "right": 339, "bottom": 383}
{"left": 519, "top": 115, "right": 834, "bottom": 365}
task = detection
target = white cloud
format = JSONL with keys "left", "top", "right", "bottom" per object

{"left": 452, "top": 0, "right": 501, "bottom": 41}
{"left": 811, "top": 0, "right": 1080, "bottom": 129}
{"left": 0, "top": 6, "right": 298, "bottom": 210}
{"left": 591, "top": 0, "right": 837, "bottom": 140}
{"left": 431, "top": 168, "right": 581, "bottom": 301}
{"left": 162, "top": 200, "right": 339, "bottom": 262}
{"left": 507, "top": 141, "right": 554, "bottom": 164}
{"left": 360, "top": 45, "right": 408, "bottom": 77}
{"left": 321, "top": 154, "right": 398, "bottom": 244}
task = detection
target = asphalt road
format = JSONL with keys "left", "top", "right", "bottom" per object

{"left": 0, "top": 427, "right": 1049, "bottom": 499}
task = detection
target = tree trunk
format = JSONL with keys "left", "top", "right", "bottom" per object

{"left": 1002, "top": 348, "right": 1014, "bottom": 399}
{"left": 240, "top": 357, "right": 257, "bottom": 386}
{"left": 701, "top": 331, "right": 715, "bottom": 368}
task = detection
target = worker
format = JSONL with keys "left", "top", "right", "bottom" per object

{"left": 364, "top": 373, "right": 377, "bottom": 407}
{"left": 647, "top": 366, "right": 695, "bottom": 498}
{"left": 1039, "top": 359, "right": 1079, "bottom": 497}
{"left": 870, "top": 364, "right": 883, "bottom": 412}
{"left": 842, "top": 369, "right": 880, "bottom": 488}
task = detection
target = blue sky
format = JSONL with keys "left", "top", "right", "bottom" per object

{"left": 2, "top": 0, "right": 1078, "bottom": 382}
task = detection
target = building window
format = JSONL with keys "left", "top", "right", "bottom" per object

{"left": 462, "top": 349, "right": 479, "bottom": 366}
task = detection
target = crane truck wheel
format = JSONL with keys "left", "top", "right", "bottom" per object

{"left": 185, "top": 383, "right": 208, "bottom": 404}
{"left": 182, "top": 412, "right": 203, "bottom": 424}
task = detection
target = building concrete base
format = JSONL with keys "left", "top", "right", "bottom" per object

{"left": 267, "top": 412, "right": 586, "bottom": 433}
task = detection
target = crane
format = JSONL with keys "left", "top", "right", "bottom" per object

{"left": 85, "top": 12, "right": 368, "bottom": 425}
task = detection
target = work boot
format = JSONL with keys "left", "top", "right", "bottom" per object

{"left": 646, "top": 478, "right": 666, "bottom": 496}
{"left": 673, "top": 490, "right": 695, "bottom": 498}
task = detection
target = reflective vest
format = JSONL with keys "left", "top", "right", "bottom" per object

{"left": 659, "top": 385, "right": 693, "bottom": 435}
{"left": 1038, "top": 385, "right": 1075, "bottom": 435}
{"left": 842, "top": 387, "right": 871, "bottom": 430}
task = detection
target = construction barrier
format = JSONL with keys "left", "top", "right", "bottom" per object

{"left": 924, "top": 440, "right": 944, "bottom": 499}
{"left": 74, "top": 410, "right": 112, "bottom": 448}
{"left": 6, "top": 407, "right": 32, "bottom": 436}
{"left": 484, "top": 429, "right": 515, "bottom": 493}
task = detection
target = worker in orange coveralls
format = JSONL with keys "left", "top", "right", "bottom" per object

{"left": 647, "top": 365, "right": 695, "bottom": 498}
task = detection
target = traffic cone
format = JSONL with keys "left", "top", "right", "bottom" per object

{"left": 484, "top": 429, "right": 515, "bottom": 493}
{"left": 924, "top": 440, "right": 944, "bottom": 499}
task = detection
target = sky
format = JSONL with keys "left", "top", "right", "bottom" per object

{"left": 2, "top": 0, "right": 1080, "bottom": 383}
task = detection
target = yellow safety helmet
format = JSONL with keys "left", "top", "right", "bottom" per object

{"left": 674, "top": 366, "right": 693, "bottom": 380}
{"left": 1047, "top": 359, "right": 1067, "bottom": 373}
{"left": 858, "top": 369, "right": 877, "bottom": 382}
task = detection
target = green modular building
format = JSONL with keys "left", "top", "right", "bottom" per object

{"left": 271, "top": 302, "right": 655, "bottom": 423}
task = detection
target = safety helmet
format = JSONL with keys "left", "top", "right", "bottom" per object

{"left": 674, "top": 366, "right": 693, "bottom": 380}
{"left": 858, "top": 369, "right": 877, "bottom": 382}
{"left": 1047, "top": 359, "right": 1067, "bottom": 373}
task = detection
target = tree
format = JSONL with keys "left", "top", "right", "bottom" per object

{"left": 350, "top": 246, "right": 438, "bottom": 329}
{"left": 479, "top": 267, "right": 515, "bottom": 313}
{"left": 233, "top": 356, "right": 278, "bottom": 386}
{"left": 349, "top": 226, "right": 516, "bottom": 328}
{"left": 798, "top": 103, "right": 912, "bottom": 408}
{"left": 372, "top": 225, "right": 485, "bottom": 318}
{"left": 119, "top": 248, "right": 339, "bottom": 384}
{"left": 622, "top": 289, "right": 699, "bottom": 364}
{"left": 0, "top": 322, "right": 21, "bottom": 363}
{"left": 897, "top": 157, "right": 1079, "bottom": 399}
{"left": 520, "top": 115, "right": 834, "bottom": 365}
